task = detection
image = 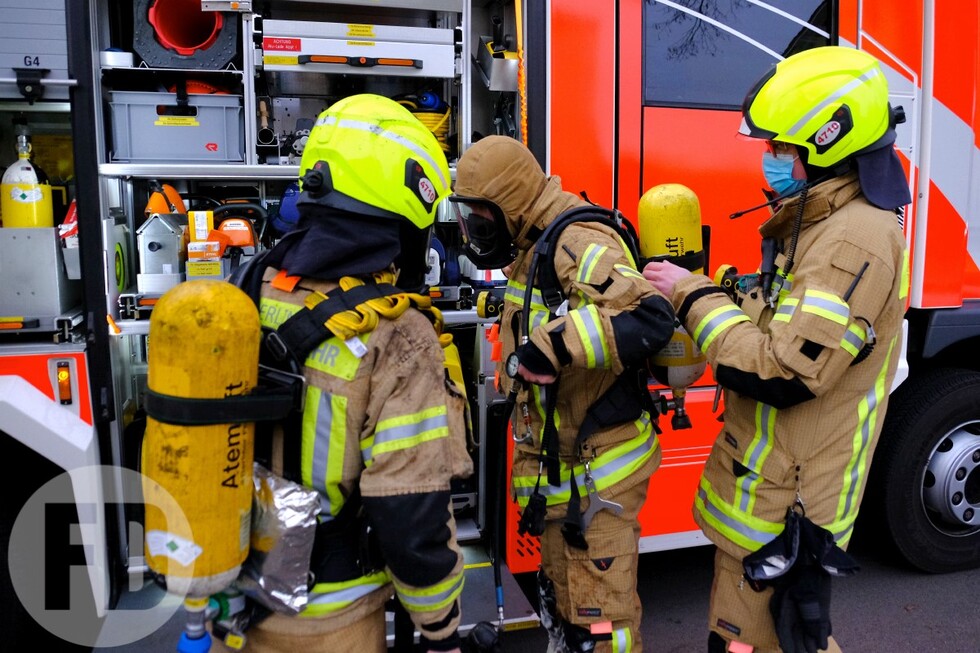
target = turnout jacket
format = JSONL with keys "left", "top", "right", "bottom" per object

{"left": 501, "top": 219, "right": 675, "bottom": 518}
{"left": 672, "top": 173, "right": 907, "bottom": 560}
{"left": 452, "top": 135, "right": 675, "bottom": 518}
{"left": 258, "top": 268, "right": 473, "bottom": 639}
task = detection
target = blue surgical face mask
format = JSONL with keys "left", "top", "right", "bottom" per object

{"left": 762, "top": 152, "right": 806, "bottom": 196}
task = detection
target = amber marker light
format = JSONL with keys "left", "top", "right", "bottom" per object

{"left": 376, "top": 58, "right": 421, "bottom": 68}
{"left": 57, "top": 361, "right": 73, "bottom": 405}
{"left": 306, "top": 55, "right": 349, "bottom": 64}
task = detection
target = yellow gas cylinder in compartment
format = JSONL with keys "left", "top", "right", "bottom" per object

{"left": 142, "top": 279, "right": 260, "bottom": 598}
{"left": 1, "top": 133, "right": 53, "bottom": 228}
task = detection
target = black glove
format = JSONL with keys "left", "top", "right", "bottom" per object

{"left": 514, "top": 341, "right": 557, "bottom": 377}
{"left": 769, "top": 564, "right": 832, "bottom": 653}
{"left": 465, "top": 622, "right": 501, "bottom": 653}
{"left": 419, "top": 629, "right": 461, "bottom": 652}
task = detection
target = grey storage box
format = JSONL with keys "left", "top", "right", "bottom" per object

{"left": 109, "top": 90, "right": 244, "bottom": 162}
{"left": 0, "top": 228, "right": 81, "bottom": 324}
{"left": 0, "top": 0, "right": 70, "bottom": 101}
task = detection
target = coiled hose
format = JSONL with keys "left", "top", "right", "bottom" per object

{"left": 312, "top": 270, "right": 452, "bottom": 348}
{"left": 397, "top": 97, "right": 451, "bottom": 154}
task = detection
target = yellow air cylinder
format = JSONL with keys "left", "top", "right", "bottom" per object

{"left": 1, "top": 135, "right": 53, "bottom": 228}
{"left": 142, "top": 279, "right": 260, "bottom": 598}
{"left": 639, "top": 183, "right": 708, "bottom": 429}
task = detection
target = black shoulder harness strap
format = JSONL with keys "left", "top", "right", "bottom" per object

{"left": 528, "top": 205, "right": 642, "bottom": 314}
{"left": 268, "top": 282, "right": 402, "bottom": 364}
{"left": 516, "top": 205, "right": 658, "bottom": 549}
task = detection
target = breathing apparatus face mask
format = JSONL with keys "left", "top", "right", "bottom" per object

{"left": 448, "top": 196, "right": 517, "bottom": 270}
{"left": 762, "top": 151, "right": 807, "bottom": 197}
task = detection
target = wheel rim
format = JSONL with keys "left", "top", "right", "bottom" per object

{"left": 921, "top": 420, "right": 980, "bottom": 537}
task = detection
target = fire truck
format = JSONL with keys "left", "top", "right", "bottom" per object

{"left": 0, "top": 0, "right": 977, "bottom": 649}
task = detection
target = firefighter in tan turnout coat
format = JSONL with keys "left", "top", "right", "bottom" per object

{"left": 217, "top": 94, "right": 472, "bottom": 653}
{"left": 450, "top": 135, "right": 677, "bottom": 652}
{"left": 644, "top": 47, "right": 910, "bottom": 653}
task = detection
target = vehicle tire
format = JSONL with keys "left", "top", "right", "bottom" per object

{"left": 871, "top": 367, "right": 980, "bottom": 573}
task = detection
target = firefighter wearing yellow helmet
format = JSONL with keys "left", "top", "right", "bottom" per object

{"left": 644, "top": 46, "right": 910, "bottom": 653}
{"left": 216, "top": 94, "right": 473, "bottom": 653}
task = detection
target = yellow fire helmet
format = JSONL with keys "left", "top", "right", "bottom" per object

{"left": 739, "top": 46, "right": 893, "bottom": 169}
{"left": 297, "top": 93, "right": 451, "bottom": 230}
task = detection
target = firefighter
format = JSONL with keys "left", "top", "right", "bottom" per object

{"left": 214, "top": 94, "right": 472, "bottom": 653}
{"left": 643, "top": 46, "right": 910, "bottom": 653}
{"left": 451, "top": 135, "right": 676, "bottom": 652}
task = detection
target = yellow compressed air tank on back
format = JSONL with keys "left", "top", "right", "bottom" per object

{"left": 639, "top": 183, "right": 708, "bottom": 430}
{"left": 141, "top": 279, "right": 259, "bottom": 599}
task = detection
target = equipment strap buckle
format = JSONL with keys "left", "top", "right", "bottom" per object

{"left": 258, "top": 363, "right": 307, "bottom": 414}
{"left": 264, "top": 328, "right": 291, "bottom": 362}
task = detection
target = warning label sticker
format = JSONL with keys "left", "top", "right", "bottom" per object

{"left": 263, "top": 37, "right": 302, "bottom": 51}
{"left": 154, "top": 117, "right": 200, "bottom": 127}
{"left": 264, "top": 55, "right": 299, "bottom": 66}
{"left": 347, "top": 24, "right": 375, "bottom": 38}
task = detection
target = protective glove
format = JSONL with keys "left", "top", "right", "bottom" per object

{"left": 465, "top": 622, "right": 501, "bottom": 653}
{"left": 419, "top": 629, "right": 461, "bottom": 652}
{"left": 513, "top": 341, "right": 557, "bottom": 377}
{"left": 744, "top": 509, "right": 858, "bottom": 653}
{"left": 769, "top": 564, "right": 832, "bottom": 653}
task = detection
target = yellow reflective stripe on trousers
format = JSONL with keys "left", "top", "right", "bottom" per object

{"left": 695, "top": 477, "right": 784, "bottom": 551}
{"left": 733, "top": 403, "right": 777, "bottom": 515}
{"left": 513, "top": 414, "right": 656, "bottom": 506}
{"left": 801, "top": 288, "right": 849, "bottom": 325}
{"left": 693, "top": 305, "right": 751, "bottom": 351}
{"left": 304, "top": 570, "right": 390, "bottom": 617}
{"left": 834, "top": 336, "right": 898, "bottom": 544}
{"left": 577, "top": 244, "right": 608, "bottom": 284}
{"left": 569, "top": 304, "right": 610, "bottom": 369}
{"left": 392, "top": 569, "right": 465, "bottom": 613}
{"left": 362, "top": 404, "right": 449, "bottom": 466}
{"left": 611, "top": 627, "right": 633, "bottom": 652}
{"left": 303, "top": 386, "right": 348, "bottom": 518}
